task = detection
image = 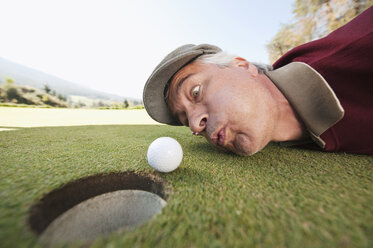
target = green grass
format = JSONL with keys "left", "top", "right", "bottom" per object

{"left": 0, "top": 125, "right": 372, "bottom": 247}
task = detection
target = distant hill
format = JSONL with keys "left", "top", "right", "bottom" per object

{"left": 0, "top": 83, "right": 68, "bottom": 107}
{"left": 0, "top": 57, "right": 140, "bottom": 105}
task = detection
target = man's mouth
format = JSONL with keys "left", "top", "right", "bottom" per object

{"left": 218, "top": 127, "right": 226, "bottom": 146}
{"left": 213, "top": 127, "right": 226, "bottom": 147}
{"left": 207, "top": 127, "right": 250, "bottom": 156}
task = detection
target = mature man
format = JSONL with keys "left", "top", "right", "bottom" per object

{"left": 143, "top": 6, "right": 373, "bottom": 156}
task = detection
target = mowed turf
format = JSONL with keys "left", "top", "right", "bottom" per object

{"left": 0, "top": 125, "right": 372, "bottom": 247}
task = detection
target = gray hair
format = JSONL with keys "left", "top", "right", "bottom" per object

{"left": 195, "top": 51, "right": 273, "bottom": 73}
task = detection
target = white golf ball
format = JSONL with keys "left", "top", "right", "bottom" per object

{"left": 147, "top": 137, "right": 183, "bottom": 173}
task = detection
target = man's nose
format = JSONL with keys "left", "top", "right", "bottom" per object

{"left": 189, "top": 113, "right": 208, "bottom": 133}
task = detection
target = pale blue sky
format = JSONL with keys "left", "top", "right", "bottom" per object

{"left": 0, "top": 0, "right": 294, "bottom": 99}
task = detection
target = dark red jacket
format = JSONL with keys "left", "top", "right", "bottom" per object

{"left": 273, "top": 6, "right": 373, "bottom": 155}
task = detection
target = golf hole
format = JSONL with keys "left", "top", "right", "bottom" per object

{"left": 28, "top": 172, "right": 170, "bottom": 246}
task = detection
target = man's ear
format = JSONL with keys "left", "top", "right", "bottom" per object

{"left": 232, "top": 57, "right": 258, "bottom": 77}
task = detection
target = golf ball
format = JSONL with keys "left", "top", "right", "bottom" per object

{"left": 147, "top": 137, "right": 183, "bottom": 173}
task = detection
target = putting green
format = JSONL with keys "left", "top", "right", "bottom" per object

{"left": 0, "top": 125, "right": 372, "bottom": 247}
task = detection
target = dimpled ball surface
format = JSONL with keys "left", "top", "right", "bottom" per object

{"left": 147, "top": 137, "right": 183, "bottom": 173}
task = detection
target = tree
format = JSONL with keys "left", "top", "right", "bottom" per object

{"left": 43, "top": 84, "right": 51, "bottom": 94}
{"left": 6, "top": 87, "right": 19, "bottom": 101}
{"left": 57, "top": 94, "right": 67, "bottom": 101}
{"left": 124, "top": 100, "right": 129, "bottom": 108}
{"left": 42, "top": 95, "right": 50, "bottom": 105}
{"left": 267, "top": 23, "right": 305, "bottom": 65}
{"left": 5, "top": 77, "right": 14, "bottom": 85}
{"left": 267, "top": 0, "right": 373, "bottom": 63}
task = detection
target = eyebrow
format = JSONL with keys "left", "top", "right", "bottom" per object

{"left": 176, "top": 73, "right": 194, "bottom": 95}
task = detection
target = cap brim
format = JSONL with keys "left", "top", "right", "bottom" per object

{"left": 143, "top": 50, "right": 203, "bottom": 125}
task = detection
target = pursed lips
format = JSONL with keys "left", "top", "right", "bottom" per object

{"left": 211, "top": 127, "right": 226, "bottom": 147}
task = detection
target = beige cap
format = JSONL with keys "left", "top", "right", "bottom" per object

{"left": 143, "top": 44, "right": 222, "bottom": 125}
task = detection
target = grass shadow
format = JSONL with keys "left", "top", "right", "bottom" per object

{"left": 188, "top": 141, "right": 234, "bottom": 156}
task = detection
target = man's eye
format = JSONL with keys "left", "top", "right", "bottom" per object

{"left": 192, "top": 85, "right": 200, "bottom": 98}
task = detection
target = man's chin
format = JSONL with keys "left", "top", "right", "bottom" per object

{"left": 234, "top": 149, "right": 252, "bottom": 156}
{"left": 232, "top": 133, "right": 265, "bottom": 156}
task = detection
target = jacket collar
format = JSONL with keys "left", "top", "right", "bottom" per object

{"left": 264, "top": 62, "right": 344, "bottom": 148}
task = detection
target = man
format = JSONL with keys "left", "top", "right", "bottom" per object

{"left": 143, "top": 6, "right": 373, "bottom": 156}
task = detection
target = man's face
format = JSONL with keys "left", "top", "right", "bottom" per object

{"left": 168, "top": 59, "right": 276, "bottom": 156}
